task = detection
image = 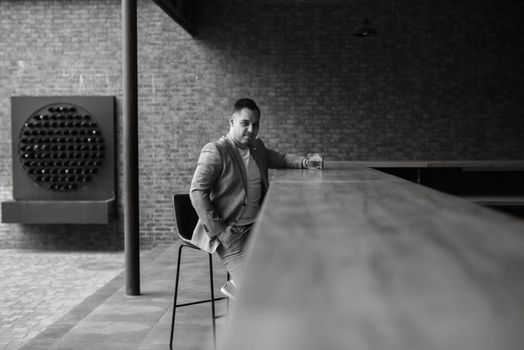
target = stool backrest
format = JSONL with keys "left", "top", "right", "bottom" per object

{"left": 173, "top": 194, "right": 199, "bottom": 241}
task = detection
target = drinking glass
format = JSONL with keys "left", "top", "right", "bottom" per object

{"left": 306, "top": 153, "right": 323, "bottom": 169}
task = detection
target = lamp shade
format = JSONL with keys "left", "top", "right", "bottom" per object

{"left": 353, "top": 19, "right": 377, "bottom": 37}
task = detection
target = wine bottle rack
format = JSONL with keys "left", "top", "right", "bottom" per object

{"left": 18, "top": 103, "right": 105, "bottom": 192}
{"left": 2, "top": 96, "right": 115, "bottom": 224}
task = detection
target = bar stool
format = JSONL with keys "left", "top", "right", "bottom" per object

{"left": 169, "top": 194, "right": 228, "bottom": 350}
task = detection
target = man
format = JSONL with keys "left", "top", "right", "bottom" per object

{"left": 190, "top": 98, "right": 310, "bottom": 298}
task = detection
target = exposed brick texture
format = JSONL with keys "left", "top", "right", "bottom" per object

{"left": 1, "top": 0, "right": 523, "bottom": 249}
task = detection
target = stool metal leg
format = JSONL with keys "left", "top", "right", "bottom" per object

{"left": 226, "top": 272, "right": 230, "bottom": 311}
{"left": 169, "top": 243, "right": 185, "bottom": 350}
{"left": 209, "top": 253, "right": 217, "bottom": 349}
{"left": 169, "top": 244, "right": 227, "bottom": 350}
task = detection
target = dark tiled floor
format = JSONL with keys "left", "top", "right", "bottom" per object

{"left": 20, "top": 243, "right": 229, "bottom": 350}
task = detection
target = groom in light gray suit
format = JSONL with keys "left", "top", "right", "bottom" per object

{"left": 190, "top": 98, "right": 308, "bottom": 298}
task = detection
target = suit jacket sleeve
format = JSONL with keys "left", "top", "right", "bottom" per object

{"left": 261, "top": 142, "right": 306, "bottom": 169}
{"left": 190, "top": 142, "right": 228, "bottom": 238}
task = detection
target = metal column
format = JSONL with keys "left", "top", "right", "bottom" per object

{"left": 122, "top": 0, "right": 140, "bottom": 296}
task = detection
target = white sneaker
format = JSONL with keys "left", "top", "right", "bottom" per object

{"left": 220, "top": 280, "right": 237, "bottom": 299}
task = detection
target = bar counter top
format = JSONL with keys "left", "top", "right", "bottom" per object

{"left": 341, "top": 160, "right": 524, "bottom": 170}
{"left": 220, "top": 161, "right": 524, "bottom": 350}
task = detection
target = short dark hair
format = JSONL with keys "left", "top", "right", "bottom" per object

{"left": 233, "top": 98, "right": 260, "bottom": 116}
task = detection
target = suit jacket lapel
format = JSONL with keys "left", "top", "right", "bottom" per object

{"left": 224, "top": 135, "right": 248, "bottom": 194}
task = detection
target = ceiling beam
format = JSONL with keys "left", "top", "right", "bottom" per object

{"left": 152, "top": 0, "right": 195, "bottom": 35}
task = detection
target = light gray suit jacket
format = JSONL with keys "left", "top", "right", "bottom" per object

{"left": 189, "top": 135, "right": 305, "bottom": 253}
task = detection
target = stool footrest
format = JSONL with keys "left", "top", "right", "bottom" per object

{"left": 176, "top": 296, "right": 227, "bottom": 308}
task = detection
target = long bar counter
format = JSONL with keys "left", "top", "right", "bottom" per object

{"left": 340, "top": 160, "right": 524, "bottom": 170}
{"left": 220, "top": 161, "right": 524, "bottom": 350}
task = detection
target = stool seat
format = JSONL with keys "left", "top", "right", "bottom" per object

{"left": 178, "top": 236, "right": 200, "bottom": 250}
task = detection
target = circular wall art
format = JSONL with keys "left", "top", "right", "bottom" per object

{"left": 18, "top": 103, "right": 105, "bottom": 192}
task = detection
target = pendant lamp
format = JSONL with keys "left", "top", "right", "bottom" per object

{"left": 353, "top": 18, "right": 377, "bottom": 37}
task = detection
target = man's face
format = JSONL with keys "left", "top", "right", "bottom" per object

{"left": 229, "top": 108, "right": 260, "bottom": 149}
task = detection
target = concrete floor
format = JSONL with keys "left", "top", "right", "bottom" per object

{"left": 6, "top": 243, "right": 229, "bottom": 350}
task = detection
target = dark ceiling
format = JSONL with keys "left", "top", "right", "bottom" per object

{"left": 152, "top": 0, "right": 194, "bottom": 35}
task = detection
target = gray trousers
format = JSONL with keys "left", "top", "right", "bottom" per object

{"left": 216, "top": 223, "right": 254, "bottom": 284}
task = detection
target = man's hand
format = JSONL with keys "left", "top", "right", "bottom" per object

{"left": 217, "top": 226, "right": 232, "bottom": 243}
{"left": 303, "top": 154, "right": 323, "bottom": 169}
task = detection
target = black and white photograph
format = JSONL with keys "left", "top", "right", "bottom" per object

{"left": 1, "top": 0, "right": 523, "bottom": 349}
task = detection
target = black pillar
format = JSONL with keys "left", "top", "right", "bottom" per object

{"left": 122, "top": 0, "right": 140, "bottom": 296}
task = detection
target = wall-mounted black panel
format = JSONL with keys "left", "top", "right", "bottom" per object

{"left": 11, "top": 96, "right": 115, "bottom": 200}
{"left": 2, "top": 96, "right": 115, "bottom": 224}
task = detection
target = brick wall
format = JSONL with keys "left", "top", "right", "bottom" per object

{"left": 1, "top": 0, "right": 523, "bottom": 249}
{"left": 0, "top": 0, "right": 124, "bottom": 249}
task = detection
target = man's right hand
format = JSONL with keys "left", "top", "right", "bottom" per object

{"left": 217, "top": 226, "right": 232, "bottom": 243}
